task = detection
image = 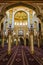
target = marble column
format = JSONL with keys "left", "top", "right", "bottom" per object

{"left": 34, "top": 21, "right": 37, "bottom": 36}
{"left": 29, "top": 10, "right": 33, "bottom": 25}
{"left": 41, "top": 21, "right": 43, "bottom": 36}
{"left": 0, "top": 23, "right": 1, "bottom": 32}
{"left": 8, "top": 34, "right": 11, "bottom": 54}
{"left": 38, "top": 37, "right": 40, "bottom": 48}
{"left": 16, "top": 38, "right": 18, "bottom": 46}
{"left": 38, "top": 21, "right": 41, "bottom": 48}
{"left": 30, "top": 31, "right": 34, "bottom": 54}
{"left": 24, "top": 37, "right": 26, "bottom": 46}
{"left": 9, "top": 9, "right": 13, "bottom": 25}
{"left": 2, "top": 32, "right": 4, "bottom": 48}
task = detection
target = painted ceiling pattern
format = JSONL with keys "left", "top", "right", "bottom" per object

{"left": 0, "top": 0, "right": 43, "bottom": 3}
{"left": 14, "top": 11, "right": 28, "bottom": 21}
{"left": 0, "top": 1, "right": 43, "bottom": 21}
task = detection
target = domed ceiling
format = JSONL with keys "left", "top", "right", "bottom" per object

{"left": 0, "top": 1, "right": 43, "bottom": 22}
{"left": 14, "top": 11, "right": 28, "bottom": 21}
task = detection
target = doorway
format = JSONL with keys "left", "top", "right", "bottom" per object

{"left": 26, "top": 38, "right": 29, "bottom": 46}
{"left": 19, "top": 38, "right": 24, "bottom": 45}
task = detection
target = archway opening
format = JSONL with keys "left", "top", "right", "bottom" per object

{"left": 1, "top": 5, "right": 41, "bottom": 48}
{"left": 19, "top": 38, "right": 24, "bottom": 46}
{"left": 26, "top": 38, "right": 29, "bottom": 46}
{"left": 13, "top": 38, "right": 16, "bottom": 45}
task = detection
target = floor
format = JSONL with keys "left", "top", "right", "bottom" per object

{"left": 0, "top": 45, "right": 43, "bottom": 65}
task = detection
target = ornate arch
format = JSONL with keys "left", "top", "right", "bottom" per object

{"left": 1, "top": 2, "right": 41, "bottom": 22}
{"left": 2, "top": 2, "right": 40, "bottom": 15}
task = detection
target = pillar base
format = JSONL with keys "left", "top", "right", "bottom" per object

{"left": 2, "top": 39, "right": 4, "bottom": 48}
{"left": 30, "top": 50, "right": 34, "bottom": 54}
{"left": 24, "top": 38, "right": 26, "bottom": 46}
{"left": 16, "top": 38, "right": 18, "bottom": 46}
{"left": 8, "top": 34, "right": 11, "bottom": 55}
{"left": 8, "top": 50, "right": 11, "bottom": 55}
{"left": 38, "top": 38, "right": 40, "bottom": 48}
{"left": 2, "top": 45, "right": 4, "bottom": 48}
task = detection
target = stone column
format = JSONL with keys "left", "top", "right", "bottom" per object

{"left": 34, "top": 21, "right": 38, "bottom": 47}
{"left": 38, "top": 37, "right": 40, "bottom": 48}
{"left": 29, "top": 10, "right": 34, "bottom": 50}
{"left": 24, "top": 37, "right": 26, "bottom": 46}
{"left": 41, "top": 21, "right": 43, "bottom": 38}
{"left": 0, "top": 16, "right": 2, "bottom": 32}
{"left": 34, "top": 21, "right": 37, "bottom": 36}
{"left": 2, "top": 32, "right": 4, "bottom": 48}
{"left": 16, "top": 38, "right": 18, "bottom": 46}
{"left": 38, "top": 21, "right": 41, "bottom": 48}
{"left": 0, "top": 23, "right": 1, "bottom": 32}
{"left": 30, "top": 31, "right": 34, "bottom": 54}
{"left": 29, "top": 10, "right": 33, "bottom": 25}
{"left": 9, "top": 9, "right": 13, "bottom": 25}
{"left": 37, "top": 32, "right": 41, "bottom": 48}
{"left": 41, "top": 21, "right": 43, "bottom": 40}
{"left": 29, "top": 35, "right": 30, "bottom": 46}
{"left": 8, "top": 34, "right": 12, "bottom": 54}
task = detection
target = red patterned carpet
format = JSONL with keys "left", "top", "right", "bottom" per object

{"left": 0, "top": 45, "right": 43, "bottom": 65}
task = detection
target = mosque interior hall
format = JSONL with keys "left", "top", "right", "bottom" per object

{"left": 0, "top": 1, "right": 43, "bottom": 65}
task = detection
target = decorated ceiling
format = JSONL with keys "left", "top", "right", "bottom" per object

{"left": 0, "top": 1, "right": 43, "bottom": 22}
{"left": 14, "top": 11, "right": 28, "bottom": 21}
{"left": 0, "top": 0, "right": 43, "bottom": 3}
